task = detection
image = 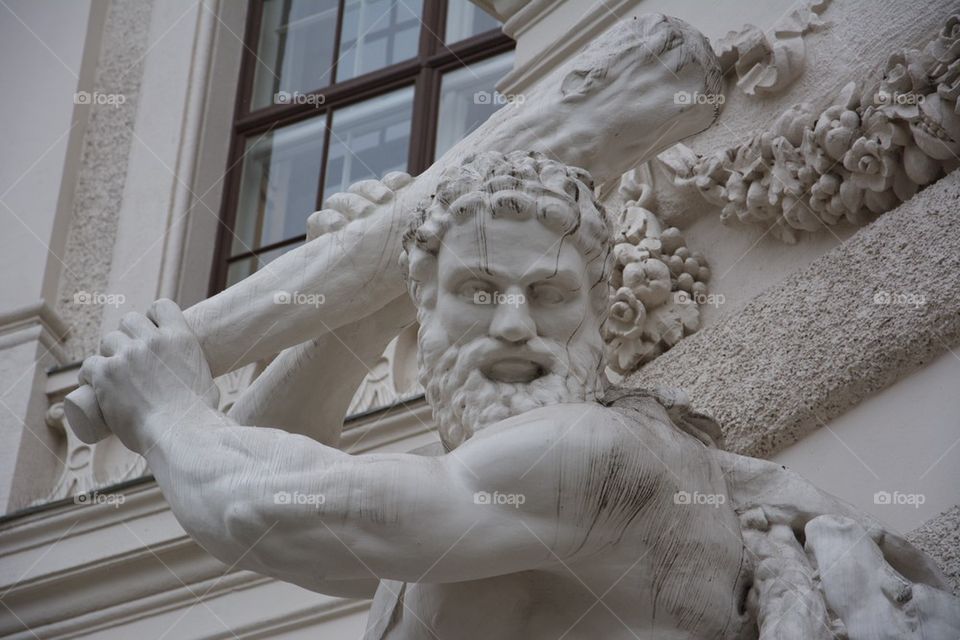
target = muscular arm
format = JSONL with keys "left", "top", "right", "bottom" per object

{"left": 142, "top": 402, "right": 650, "bottom": 589}
{"left": 226, "top": 294, "right": 416, "bottom": 443}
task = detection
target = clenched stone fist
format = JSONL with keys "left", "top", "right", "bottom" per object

{"left": 306, "top": 171, "right": 413, "bottom": 240}
{"left": 79, "top": 299, "right": 219, "bottom": 453}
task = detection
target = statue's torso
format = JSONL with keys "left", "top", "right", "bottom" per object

{"left": 365, "top": 401, "right": 754, "bottom": 640}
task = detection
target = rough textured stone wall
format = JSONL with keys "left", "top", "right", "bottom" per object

{"left": 54, "top": 0, "right": 154, "bottom": 361}
{"left": 627, "top": 170, "right": 960, "bottom": 458}
{"left": 909, "top": 505, "right": 960, "bottom": 595}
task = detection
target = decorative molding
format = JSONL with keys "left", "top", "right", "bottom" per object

{"left": 603, "top": 175, "right": 712, "bottom": 376}
{"left": 469, "top": 0, "right": 530, "bottom": 24}
{"left": 0, "top": 300, "right": 69, "bottom": 364}
{"left": 496, "top": 0, "right": 640, "bottom": 96}
{"left": 670, "top": 13, "right": 960, "bottom": 243}
{"left": 345, "top": 331, "right": 424, "bottom": 417}
{"left": 0, "top": 484, "right": 369, "bottom": 640}
{"left": 714, "top": 0, "right": 831, "bottom": 97}
{"left": 32, "top": 402, "right": 147, "bottom": 506}
{"left": 501, "top": 0, "right": 561, "bottom": 40}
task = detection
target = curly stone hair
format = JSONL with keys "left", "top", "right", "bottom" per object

{"left": 399, "top": 150, "right": 616, "bottom": 322}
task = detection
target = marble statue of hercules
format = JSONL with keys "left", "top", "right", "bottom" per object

{"left": 80, "top": 151, "right": 960, "bottom": 639}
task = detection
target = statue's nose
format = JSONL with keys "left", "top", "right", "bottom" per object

{"left": 489, "top": 290, "right": 536, "bottom": 344}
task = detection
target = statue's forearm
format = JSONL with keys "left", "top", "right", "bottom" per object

{"left": 227, "top": 294, "right": 416, "bottom": 442}
{"left": 140, "top": 406, "right": 418, "bottom": 583}
{"left": 193, "top": 209, "right": 411, "bottom": 376}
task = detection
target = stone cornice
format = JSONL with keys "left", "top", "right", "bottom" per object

{"left": 0, "top": 300, "right": 69, "bottom": 364}
{"left": 497, "top": 0, "right": 641, "bottom": 95}
{"left": 0, "top": 478, "right": 370, "bottom": 638}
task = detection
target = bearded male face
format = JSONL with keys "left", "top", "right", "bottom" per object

{"left": 403, "top": 152, "right": 614, "bottom": 450}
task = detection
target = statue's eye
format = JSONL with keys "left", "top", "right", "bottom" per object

{"left": 531, "top": 284, "right": 566, "bottom": 304}
{"left": 458, "top": 280, "right": 495, "bottom": 302}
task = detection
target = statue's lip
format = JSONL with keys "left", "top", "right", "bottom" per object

{"left": 479, "top": 349, "right": 552, "bottom": 383}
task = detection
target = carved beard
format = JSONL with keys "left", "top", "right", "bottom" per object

{"left": 417, "top": 312, "right": 605, "bottom": 450}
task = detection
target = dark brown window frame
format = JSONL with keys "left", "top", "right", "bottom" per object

{"left": 210, "top": 0, "right": 514, "bottom": 295}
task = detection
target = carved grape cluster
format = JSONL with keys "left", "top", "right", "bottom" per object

{"left": 602, "top": 198, "right": 711, "bottom": 376}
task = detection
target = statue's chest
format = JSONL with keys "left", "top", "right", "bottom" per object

{"left": 365, "top": 575, "right": 534, "bottom": 640}
{"left": 364, "top": 560, "right": 749, "bottom": 640}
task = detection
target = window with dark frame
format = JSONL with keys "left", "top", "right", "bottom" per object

{"left": 211, "top": 0, "right": 515, "bottom": 294}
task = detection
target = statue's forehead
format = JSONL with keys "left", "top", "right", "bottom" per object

{"left": 437, "top": 215, "right": 586, "bottom": 282}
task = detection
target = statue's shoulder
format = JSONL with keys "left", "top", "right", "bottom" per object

{"left": 600, "top": 385, "right": 725, "bottom": 449}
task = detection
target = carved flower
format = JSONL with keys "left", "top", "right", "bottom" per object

{"left": 861, "top": 106, "right": 910, "bottom": 150}
{"left": 622, "top": 258, "right": 672, "bottom": 307}
{"left": 800, "top": 127, "right": 831, "bottom": 175}
{"left": 606, "top": 287, "right": 645, "bottom": 340}
{"left": 773, "top": 102, "right": 816, "bottom": 146}
{"left": 877, "top": 50, "right": 933, "bottom": 120}
{"left": 813, "top": 105, "right": 861, "bottom": 163}
{"left": 842, "top": 136, "right": 897, "bottom": 192}
{"left": 720, "top": 172, "right": 748, "bottom": 224}
{"left": 936, "top": 57, "right": 960, "bottom": 113}
{"left": 926, "top": 15, "right": 960, "bottom": 79}
{"left": 744, "top": 173, "right": 780, "bottom": 223}
{"left": 883, "top": 49, "right": 933, "bottom": 95}
{"left": 687, "top": 154, "right": 728, "bottom": 207}
{"left": 808, "top": 172, "right": 846, "bottom": 224}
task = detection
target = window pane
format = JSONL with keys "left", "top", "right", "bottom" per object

{"left": 337, "top": 0, "right": 422, "bottom": 82}
{"left": 323, "top": 86, "right": 414, "bottom": 202}
{"left": 434, "top": 51, "right": 514, "bottom": 159}
{"left": 226, "top": 244, "right": 297, "bottom": 287}
{"left": 445, "top": 0, "right": 500, "bottom": 44}
{"left": 252, "top": 0, "right": 339, "bottom": 110}
{"left": 231, "top": 118, "right": 325, "bottom": 256}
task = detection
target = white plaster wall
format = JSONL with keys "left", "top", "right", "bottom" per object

{"left": 0, "top": 0, "right": 94, "bottom": 308}
{"left": 773, "top": 350, "right": 960, "bottom": 533}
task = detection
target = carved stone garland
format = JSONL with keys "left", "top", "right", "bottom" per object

{"left": 675, "top": 14, "right": 960, "bottom": 244}
{"left": 601, "top": 183, "right": 711, "bottom": 377}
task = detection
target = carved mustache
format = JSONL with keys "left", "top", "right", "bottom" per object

{"left": 454, "top": 337, "right": 563, "bottom": 380}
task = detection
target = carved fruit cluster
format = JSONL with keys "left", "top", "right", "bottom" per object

{"left": 677, "top": 14, "right": 960, "bottom": 243}
{"left": 602, "top": 199, "right": 710, "bottom": 375}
